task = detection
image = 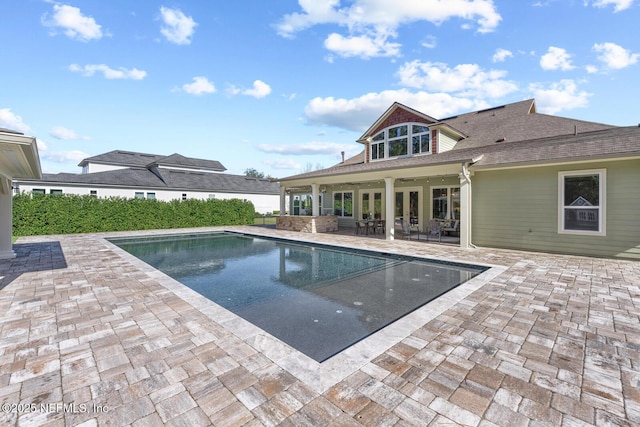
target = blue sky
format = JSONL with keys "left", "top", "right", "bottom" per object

{"left": 2, "top": 0, "right": 639, "bottom": 177}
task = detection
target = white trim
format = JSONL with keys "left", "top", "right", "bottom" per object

{"left": 558, "top": 169, "right": 606, "bottom": 236}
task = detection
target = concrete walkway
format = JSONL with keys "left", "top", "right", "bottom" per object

{"left": 0, "top": 226, "right": 638, "bottom": 426}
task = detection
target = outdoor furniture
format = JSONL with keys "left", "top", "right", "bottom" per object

{"left": 394, "top": 219, "right": 419, "bottom": 240}
{"left": 426, "top": 219, "right": 442, "bottom": 242}
{"left": 442, "top": 220, "right": 459, "bottom": 236}
{"left": 355, "top": 220, "right": 364, "bottom": 235}
{"left": 374, "top": 219, "right": 385, "bottom": 234}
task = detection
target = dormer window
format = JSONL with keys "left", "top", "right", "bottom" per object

{"left": 369, "top": 123, "right": 431, "bottom": 162}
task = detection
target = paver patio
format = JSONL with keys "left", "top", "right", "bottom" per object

{"left": 0, "top": 226, "right": 638, "bottom": 426}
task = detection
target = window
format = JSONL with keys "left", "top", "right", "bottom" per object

{"left": 50, "top": 189, "right": 62, "bottom": 195}
{"left": 146, "top": 192, "right": 156, "bottom": 200}
{"left": 370, "top": 132, "right": 385, "bottom": 160}
{"left": 369, "top": 123, "right": 430, "bottom": 161}
{"left": 559, "top": 170, "right": 605, "bottom": 235}
{"left": 32, "top": 189, "right": 45, "bottom": 195}
{"left": 90, "top": 190, "right": 98, "bottom": 197}
{"left": 182, "top": 193, "right": 187, "bottom": 200}
{"left": 412, "top": 125, "right": 430, "bottom": 155}
{"left": 135, "top": 192, "right": 144, "bottom": 199}
{"left": 432, "top": 187, "right": 460, "bottom": 220}
{"left": 388, "top": 125, "right": 408, "bottom": 157}
{"left": 333, "top": 191, "right": 353, "bottom": 217}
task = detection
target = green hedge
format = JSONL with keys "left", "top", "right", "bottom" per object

{"left": 12, "top": 193, "right": 255, "bottom": 236}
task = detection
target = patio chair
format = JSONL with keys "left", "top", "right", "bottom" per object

{"left": 426, "top": 219, "right": 442, "bottom": 242}
{"left": 442, "top": 220, "right": 459, "bottom": 237}
{"left": 394, "top": 219, "right": 419, "bottom": 240}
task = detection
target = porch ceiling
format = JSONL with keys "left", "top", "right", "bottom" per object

{"left": 281, "top": 163, "right": 462, "bottom": 188}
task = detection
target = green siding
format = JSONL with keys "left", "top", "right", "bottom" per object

{"left": 473, "top": 159, "right": 640, "bottom": 259}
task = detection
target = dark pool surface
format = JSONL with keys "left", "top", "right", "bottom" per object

{"left": 111, "top": 232, "right": 487, "bottom": 362}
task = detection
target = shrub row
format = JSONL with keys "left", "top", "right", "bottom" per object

{"left": 12, "top": 193, "right": 256, "bottom": 236}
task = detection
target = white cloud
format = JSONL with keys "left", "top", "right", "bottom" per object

{"left": 40, "top": 149, "right": 90, "bottom": 164}
{"left": 69, "top": 64, "right": 147, "bottom": 80}
{"left": 540, "top": 46, "right": 575, "bottom": 71}
{"left": 50, "top": 126, "right": 89, "bottom": 140}
{"left": 159, "top": 7, "right": 197, "bottom": 45}
{"left": 41, "top": 4, "right": 103, "bottom": 42}
{"left": 396, "top": 61, "right": 518, "bottom": 98}
{"left": 421, "top": 35, "right": 437, "bottom": 49}
{"left": 304, "top": 89, "right": 489, "bottom": 132}
{"left": 232, "top": 80, "right": 272, "bottom": 98}
{"left": 276, "top": 0, "right": 501, "bottom": 58}
{"left": 0, "top": 108, "right": 31, "bottom": 133}
{"left": 529, "top": 79, "right": 591, "bottom": 114}
{"left": 245, "top": 80, "right": 272, "bottom": 98}
{"left": 324, "top": 32, "right": 401, "bottom": 58}
{"left": 263, "top": 158, "right": 303, "bottom": 170}
{"left": 181, "top": 76, "right": 216, "bottom": 95}
{"left": 257, "top": 141, "right": 354, "bottom": 156}
{"left": 492, "top": 48, "right": 513, "bottom": 63}
{"left": 590, "top": 0, "right": 634, "bottom": 12}
{"left": 593, "top": 42, "right": 639, "bottom": 69}
{"left": 277, "top": 0, "right": 502, "bottom": 36}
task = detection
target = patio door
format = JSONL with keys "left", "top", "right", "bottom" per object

{"left": 395, "top": 188, "right": 421, "bottom": 229}
{"left": 360, "top": 190, "right": 384, "bottom": 220}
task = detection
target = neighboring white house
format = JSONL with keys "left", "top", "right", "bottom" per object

{"left": 15, "top": 150, "right": 281, "bottom": 214}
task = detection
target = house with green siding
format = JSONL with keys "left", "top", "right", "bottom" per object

{"left": 276, "top": 99, "right": 640, "bottom": 260}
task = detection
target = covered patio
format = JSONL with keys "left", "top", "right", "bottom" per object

{"left": 0, "top": 128, "right": 42, "bottom": 259}
{"left": 276, "top": 158, "right": 476, "bottom": 247}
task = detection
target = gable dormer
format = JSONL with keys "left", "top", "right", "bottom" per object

{"left": 357, "top": 102, "right": 464, "bottom": 163}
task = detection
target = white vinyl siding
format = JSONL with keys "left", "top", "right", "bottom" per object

{"left": 438, "top": 131, "right": 457, "bottom": 153}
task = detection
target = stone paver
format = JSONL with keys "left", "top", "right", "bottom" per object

{"left": 0, "top": 225, "right": 638, "bottom": 426}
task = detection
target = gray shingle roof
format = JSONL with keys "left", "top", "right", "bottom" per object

{"left": 31, "top": 168, "right": 279, "bottom": 195}
{"left": 152, "top": 153, "right": 226, "bottom": 172}
{"left": 443, "top": 99, "right": 614, "bottom": 150}
{"left": 280, "top": 99, "right": 635, "bottom": 182}
{"left": 77, "top": 150, "right": 227, "bottom": 172}
{"left": 78, "top": 150, "right": 165, "bottom": 168}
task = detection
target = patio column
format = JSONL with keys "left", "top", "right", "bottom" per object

{"left": 279, "top": 186, "right": 286, "bottom": 215}
{"left": 311, "top": 183, "right": 319, "bottom": 216}
{"left": 459, "top": 164, "right": 472, "bottom": 248}
{"left": 0, "top": 178, "right": 15, "bottom": 259}
{"left": 384, "top": 177, "right": 395, "bottom": 240}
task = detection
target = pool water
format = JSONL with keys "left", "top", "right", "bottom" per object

{"left": 111, "top": 232, "right": 486, "bottom": 362}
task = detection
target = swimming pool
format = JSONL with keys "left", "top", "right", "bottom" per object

{"left": 111, "top": 232, "right": 487, "bottom": 362}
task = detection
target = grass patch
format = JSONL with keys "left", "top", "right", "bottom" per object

{"left": 254, "top": 216, "right": 277, "bottom": 225}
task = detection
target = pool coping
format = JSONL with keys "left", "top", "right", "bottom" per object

{"left": 102, "top": 229, "right": 507, "bottom": 394}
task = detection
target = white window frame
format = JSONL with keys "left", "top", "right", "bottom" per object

{"left": 333, "top": 191, "right": 353, "bottom": 217}
{"left": 369, "top": 122, "right": 431, "bottom": 162}
{"left": 558, "top": 169, "right": 606, "bottom": 236}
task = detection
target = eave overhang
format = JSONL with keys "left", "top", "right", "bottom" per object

{"left": 0, "top": 131, "right": 42, "bottom": 181}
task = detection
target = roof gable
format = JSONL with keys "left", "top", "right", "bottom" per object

{"left": 357, "top": 102, "right": 438, "bottom": 143}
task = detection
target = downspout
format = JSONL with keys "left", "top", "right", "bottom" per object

{"left": 461, "top": 155, "right": 483, "bottom": 249}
